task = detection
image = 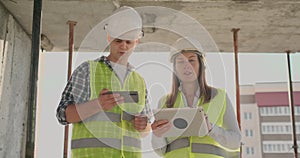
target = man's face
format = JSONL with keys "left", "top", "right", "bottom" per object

{"left": 108, "top": 38, "right": 138, "bottom": 63}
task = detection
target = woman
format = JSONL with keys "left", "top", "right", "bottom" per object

{"left": 151, "top": 37, "right": 241, "bottom": 158}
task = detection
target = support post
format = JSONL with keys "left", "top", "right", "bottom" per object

{"left": 231, "top": 28, "right": 241, "bottom": 128}
{"left": 63, "top": 20, "right": 77, "bottom": 158}
{"left": 26, "top": 0, "right": 42, "bottom": 157}
{"left": 286, "top": 50, "right": 298, "bottom": 158}
{"left": 231, "top": 28, "right": 242, "bottom": 158}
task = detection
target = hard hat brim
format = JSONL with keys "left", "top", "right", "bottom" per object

{"left": 170, "top": 49, "right": 203, "bottom": 63}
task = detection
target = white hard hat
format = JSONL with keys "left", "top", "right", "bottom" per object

{"left": 170, "top": 37, "right": 204, "bottom": 62}
{"left": 104, "top": 6, "right": 143, "bottom": 40}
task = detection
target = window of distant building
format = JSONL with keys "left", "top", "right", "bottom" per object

{"left": 261, "top": 122, "right": 300, "bottom": 134}
{"left": 296, "top": 106, "right": 300, "bottom": 115}
{"left": 244, "top": 112, "right": 252, "bottom": 120}
{"left": 245, "top": 129, "right": 254, "bottom": 137}
{"left": 260, "top": 106, "right": 291, "bottom": 116}
{"left": 244, "top": 112, "right": 248, "bottom": 120}
{"left": 263, "top": 141, "right": 299, "bottom": 153}
{"left": 251, "top": 147, "right": 254, "bottom": 154}
{"left": 284, "top": 107, "right": 289, "bottom": 114}
{"left": 246, "top": 147, "right": 255, "bottom": 155}
{"left": 246, "top": 147, "right": 250, "bottom": 154}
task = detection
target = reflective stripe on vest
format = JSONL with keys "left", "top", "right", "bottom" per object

{"left": 84, "top": 111, "right": 135, "bottom": 122}
{"left": 71, "top": 136, "right": 141, "bottom": 149}
{"left": 166, "top": 137, "right": 240, "bottom": 158}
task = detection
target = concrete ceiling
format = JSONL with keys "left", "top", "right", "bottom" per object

{"left": 1, "top": 0, "right": 300, "bottom": 53}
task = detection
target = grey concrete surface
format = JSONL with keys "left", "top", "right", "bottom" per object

{"left": 0, "top": 0, "right": 299, "bottom": 53}
{"left": 0, "top": 2, "right": 32, "bottom": 158}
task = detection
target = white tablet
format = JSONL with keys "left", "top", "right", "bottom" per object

{"left": 153, "top": 107, "right": 208, "bottom": 137}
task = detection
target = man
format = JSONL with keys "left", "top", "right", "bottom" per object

{"left": 56, "top": 6, "right": 151, "bottom": 158}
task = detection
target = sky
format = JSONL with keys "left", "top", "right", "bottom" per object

{"left": 35, "top": 51, "right": 300, "bottom": 158}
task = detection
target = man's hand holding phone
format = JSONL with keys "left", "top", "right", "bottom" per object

{"left": 98, "top": 88, "right": 124, "bottom": 111}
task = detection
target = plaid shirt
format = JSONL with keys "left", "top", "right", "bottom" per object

{"left": 56, "top": 56, "right": 152, "bottom": 125}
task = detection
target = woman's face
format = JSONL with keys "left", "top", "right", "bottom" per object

{"left": 174, "top": 52, "right": 200, "bottom": 83}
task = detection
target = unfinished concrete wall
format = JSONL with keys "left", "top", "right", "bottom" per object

{"left": 0, "top": 2, "right": 32, "bottom": 158}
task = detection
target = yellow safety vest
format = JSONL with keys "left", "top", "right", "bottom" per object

{"left": 71, "top": 61, "right": 146, "bottom": 158}
{"left": 162, "top": 89, "right": 240, "bottom": 158}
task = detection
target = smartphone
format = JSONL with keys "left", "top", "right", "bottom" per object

{"left": 104, "top": 91, "right": 139, "bottom": 103}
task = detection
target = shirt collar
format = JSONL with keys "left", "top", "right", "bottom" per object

{"left": 97, "top": 55, "right": 135, "bottom": 72}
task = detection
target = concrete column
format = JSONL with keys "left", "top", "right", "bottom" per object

{"left": 0, "top": 3, "right": 32, "bottom": 158}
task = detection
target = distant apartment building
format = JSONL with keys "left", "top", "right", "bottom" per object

{"left": 240, "top": 82, "right": 300, "bottom": 158}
